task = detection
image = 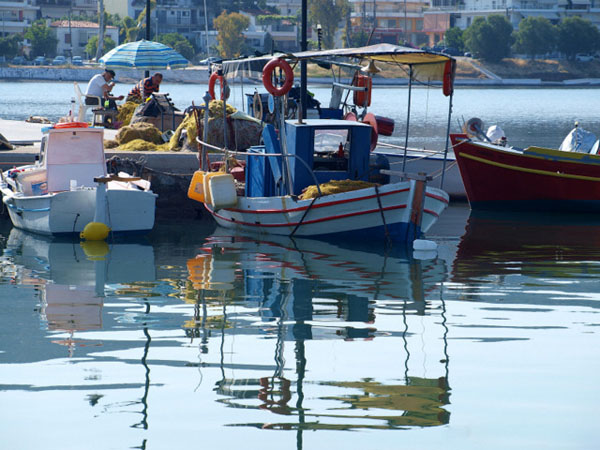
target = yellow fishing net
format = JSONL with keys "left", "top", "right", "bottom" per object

{"left": 118, "top": 138, "right": 170, "bottom": 152}
{"left": 117, "top": 100, "right": 141, "bottom": 126}
{"left": 300, "top": 179, "right": 377, "bottom": 199}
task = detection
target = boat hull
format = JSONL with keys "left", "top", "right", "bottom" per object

{"left": 2, "top": 188, "right": 156, "bottom": 235}
{"left": 206, "top": 180, "right": 449, "bottom": 242}
{"left": 452, "top": 136, "right": 600, "bottom": 212}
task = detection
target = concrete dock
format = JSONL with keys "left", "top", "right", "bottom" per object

{"left": 0, "top": 119, "right": 205, "bottom": 218}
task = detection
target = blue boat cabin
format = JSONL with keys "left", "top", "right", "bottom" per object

{"left": 246, "top": 119, "right": 373, "bottom": 197}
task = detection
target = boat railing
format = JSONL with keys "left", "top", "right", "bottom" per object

{"left": 196, "top": 136, "right": 323, "bottom": 197}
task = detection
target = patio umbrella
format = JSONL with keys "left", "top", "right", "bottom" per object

{"left": 98, "top": 39, "right": 189, "bottom": 70}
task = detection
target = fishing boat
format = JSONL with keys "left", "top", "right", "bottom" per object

{"left": 189, "top": 44, "right": 455, "bottom": 243}
{"left": 451, "top": 120, "right": 600, "bottom": 212}
{"left": 0, "top": 122, "right": 157, "bottom": 236}
{"left": 219, "top": 44, "right": 465, "bottom": 199}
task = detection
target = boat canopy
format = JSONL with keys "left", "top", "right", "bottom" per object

{"left": 221, "top": 43, "right": 455, "bottom": 84}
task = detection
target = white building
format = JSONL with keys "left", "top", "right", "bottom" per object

{"left": 425, "top": 0, "right": 600, "bottom": 39}
{"left": 36, "top": 0, "right": 97, "bottom": 19}
{"left": 0, "top": 0, "right": 39, "bottom": 37}
{"left": 50, "top": 20, "right": 119, "bottom": 58}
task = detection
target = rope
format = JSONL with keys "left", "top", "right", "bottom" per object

{"left": 290, "top": 196, "right": 318, "bottom": 237}
{"left": 374, "top": 185, "right": 391, "bottom": 244}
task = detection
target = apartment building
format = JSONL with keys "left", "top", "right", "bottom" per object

{"left": 50, "top": 19, "right": 118, "bottom": 57}
{"left": 349, "top": 0, "right": 430, "bottom": 46}
{"left": 425, "top": 0, "right": 600, "bottom": 45}
{"left": 0, "top": 0, "right": 39, "bottom": 37}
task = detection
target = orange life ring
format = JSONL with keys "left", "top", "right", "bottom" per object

{"left": 353, "top": 74, "right": 372, "bottom": 107}
{"left": 54, "top": 121, "right": 89, "bottom": 129}
{"left": 262, "top": 59, "right": 294, "bottom": 97}
{"left": 442, "top": 59, "right": 455, "bottom": 97}
{"left": 362, "top": 112, "right": 379, "bottom": 151}
{"left": 208, "top": 71, "right": 227, "bottom": 100}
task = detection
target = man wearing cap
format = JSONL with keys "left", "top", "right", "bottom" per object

{"left": 85, "top": 69, "right": 124, "bottom": 110}
{"left": 127, "top": 73, "right": 163, "bottom": 102}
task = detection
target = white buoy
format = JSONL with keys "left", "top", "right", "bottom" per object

{"left": 413, "top": 250, "right": 438, "bottom": 260}
{"left": 413, "top": 239, "right": 437, "bottom": 251}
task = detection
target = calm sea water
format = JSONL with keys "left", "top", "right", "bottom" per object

{"left": 1, "top": 206, "right": 600, "bottom": 449}
{"left": 2, "top": 80, "right": 600, "bottom": 150}
{"left": 1, "top": 80, "right": 600, "bottom": 448}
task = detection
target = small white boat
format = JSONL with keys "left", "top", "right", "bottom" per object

{"left": 0, "top": 123, "right": 157, "bottom": 236}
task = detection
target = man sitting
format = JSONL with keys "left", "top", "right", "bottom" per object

{"left": 85, "top": 69, "right": 124, "bottom": 110}
{"left": 127, "top": 73, "right": 163, "bottom": 103}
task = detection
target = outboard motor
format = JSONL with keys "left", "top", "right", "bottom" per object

{"left": 559, "top": 122, "right": 598, "bottom": 153}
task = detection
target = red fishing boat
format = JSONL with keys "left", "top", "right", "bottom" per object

{"left": 451, "top": 124, "right": 600, "bottom": 212}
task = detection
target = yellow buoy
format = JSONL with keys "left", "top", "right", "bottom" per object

{"left": 80, "top": 222, "right": 111, "bottom": 241}
{"left": 80, "top": 240, "right": 110, "bottom": 260}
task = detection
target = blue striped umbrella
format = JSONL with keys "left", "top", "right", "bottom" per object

{"left": 99, "top": 39, "right": 189, "bottom": 70}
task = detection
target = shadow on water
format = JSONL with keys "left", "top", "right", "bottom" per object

{"left": 185, "top": 230, "right": 452, "bottom": 436}
{"left": 452, "top": 210, "right": 600, "bottom": 308}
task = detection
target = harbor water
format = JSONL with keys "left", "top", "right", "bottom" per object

{"left": 1, "top": 81, "right": 600, "bottom": 449}
{"left": 3, "top": 80, "right": 600, "bottom": 150}
{"left": 1, "top": 206, "right": 600, "bottom": 449}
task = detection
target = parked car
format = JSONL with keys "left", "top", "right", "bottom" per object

{"left": 441, "top": 47, "right": 462, "bottom": 57}
{"left": 11, "top": 56, "right": 27, "bottom": 65}
{"left": 575, "top": 53, "right": 594, "bottom": 62}
{"left": 52, "top": 55, "right": 67, "bottom": 66}
{"left": 71, "top": 56, "right": 83, "bottom": 66}
{"left": 199, "top": 56, "right": 223, "bottom": 65}
{"left": 33, "top": 56, "right": 48, "bottom": 65}
{"left": 464, "top": 51, "right": 473, "bottom": 58}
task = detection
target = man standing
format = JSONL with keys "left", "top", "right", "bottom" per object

{"left": 85, "top": 69, "right": 124, "bottom": 109}
{"left": 127, "top": 72, "right": 163, "bottom": 102}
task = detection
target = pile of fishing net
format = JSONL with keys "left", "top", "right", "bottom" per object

{"left": 104, "top": 122, "right": 170, "bottom": 151}
{"left": 300, "top": 179, "right": 377, "bottom": 200}
{"left": 116, "top": 100, "right": 141, "bottom": 127}
{"left": 169, "top": 100, "right": 263, "bottom": 152}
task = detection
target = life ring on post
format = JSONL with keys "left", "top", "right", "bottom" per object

{"left": 442, "top": 59, "right": 455, "bottom": 97}
{"left": 208, "top": 71, "right": 228, "bottom": 100}
{"left": 252, "top": 91, "right": 263, "bottom": 120}
{"left": 262, "top": 58, "right": 294, "bottom": 97}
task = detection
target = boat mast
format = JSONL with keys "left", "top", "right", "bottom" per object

{"left": 402, "top": 65, "right": 413, "bottom": 171}
{"left": 300, "top": 0, "right": 308, "bottom": 119}
{"left": 440, "top": 92, "right": 453, "bottom": 189}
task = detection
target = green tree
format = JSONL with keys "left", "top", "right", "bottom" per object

{"left": 0, "top": 34, "right": 21, "bottom": 58}
{"left": 514, "top": 16, "right": 556, "bottom": 59}
{"left": 24, "top": 21, "right": 58, "bottom": 57}
{"left": 85, "top": 35, "right": 116, "bottom": 59}
{"left": 464, "top": 15, "right": 514, "bottom": 62}
{"left": 557, "top": 16, "right": 600, "bottom": 60}
{"left": 308, "top": 0, "right": 349, "bottom": 49}
{"left": 213, "top": 11, "right": 249, "bottom": 58}
{"left": 157, "top": 33, "right": 195, "bottom": 60}
{"left": 443, "top": 27, "right": 464, "bottom": 52}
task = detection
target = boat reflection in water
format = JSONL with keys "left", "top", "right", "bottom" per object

{"left": 185, "top": 232, "right": 452, "bottom": 431}
{"left": 453, "top": 211, "right": 600, "bottom": 303}
{"left": 4, "top": 229, "right": 156, "bottom": 356}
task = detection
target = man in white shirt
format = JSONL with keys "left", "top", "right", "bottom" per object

{"left": 85, "top": 69, "right": 124, "bottom": 109}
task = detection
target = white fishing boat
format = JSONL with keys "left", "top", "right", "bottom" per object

{"left": 0, "top": 122, "right": 157, "bottom": 236}
{"left": 189, "top": 44, "right": 455, "bottom": 243}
